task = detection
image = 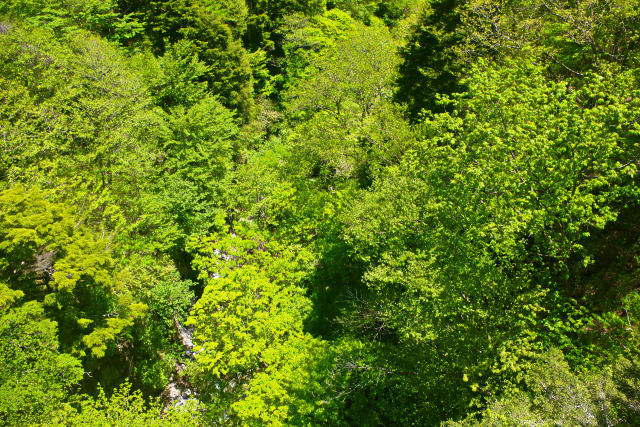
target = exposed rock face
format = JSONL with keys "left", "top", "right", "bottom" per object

{"left": 174, "top": 317, "right": 194, "bottom": 354}
{"left": 162, "top": 381, "right": 195, "bottom": 410}
{"left": 0, "top": 22, "right": 12, "bottom": 34}
{"left": 31, "top": 248, "right": 57, "bottom": 279}
{"left": 162, "top": 319, "right": 197, "bottom": 411}
{"left": 163, "top": 247, "right": 228, "bottom": 412}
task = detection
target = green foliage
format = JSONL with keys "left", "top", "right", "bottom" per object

{"left": 0, "top": 25, "right": 158, "bottom": 233}
{"left": 121, "top": 0, "right": 255, "bottom": 118}
{"left": 135, "top": 39, "right": 210, "bottom": 110}
{"left": 0, "top": 301, "right": 83, "bottom": 425}
{"left": 108, "top": 255, "right": 196, "bottom": 394}
{"left": 151, "top": 96, "right": 238, "bottom": 248}
{"left": 329, "top": 0, "right": 419, "bottom": 26}
{"left": 190, "top": 264, "right": 309, "bottom": 377}
{"left": 187, "top": 228, "right": 312, "bottom": 376}
{"left": 63, "top": 382, "right": 203, "bottom": 426}
{"left": 0, "top": 186, "right": 147, "bottom": 358}
{"left": 3, "top": 0, "right": 640, "bottom": 424}
{"left": 452, "top": 349, "right": 627, "bottom": 426}
{"left": 285, "top": 18, "right": 412, "bottom": 187}
{"left": 396, "top": 0, "right": 640, "bottom": 112}
{"left": 146, "top": 275, "right": 194, "bottom": 330}
{"left": 464, "top": 0, "right": 640, "bottom": 75}
{"left": 343, "top": 57, "right": 640, "bottom": 419}
{"left": 281, "top": 9, "right": 356, "bottom": 85}
{"left": 396, "top": 0, "right": 468, "bottom": 119}
{"left": 0, "top": 0, "right": 143, "bottom": 42}
{"left": 244, "top": 0, "right": 326, "bottom": 51}
{"left": 187, "top": 228, "right": 338, "bottom": 424}
{"left": 160, "top": 98, "right": 237, "bottom": 195}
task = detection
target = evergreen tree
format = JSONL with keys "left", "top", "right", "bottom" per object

{"left": 396, "top": 0, "right": 467, "bottom": 119}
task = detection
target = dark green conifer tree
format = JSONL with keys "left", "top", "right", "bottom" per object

{"left": 396, "top": 0, "right": 466, "bottom": 120}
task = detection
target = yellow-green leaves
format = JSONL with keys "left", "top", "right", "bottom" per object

{"left": 284, "top": 15, "right": 408, "bottom": 187}
{"left": 0, "top": 26, "right": 158, "bottom": 234}
{"left": 187, "top": 229, "right": 330, "bottom": 424}
{"left": 189, "top": 266, "right": 305, "bottom": 377}
{"left": 0, "top": 283, "right": 23, "bottom": 310}
{"left": 0, "top": 301, "right": 83, "bottom": 425}
{"left": 0, "top": 186, "right": 146, "bottom": 358}
{"left": 61, "top": 382, "right": 203, "bottom": 426}
{"left": 188, "top": 230, "right": 312, "bottom": 377}
{"left": 344, "top": 55, "right": 640, "bottom": 413}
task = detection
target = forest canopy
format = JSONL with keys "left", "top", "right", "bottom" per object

{"left": 1, "top": 0, "right": 640, "bottom": 425}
